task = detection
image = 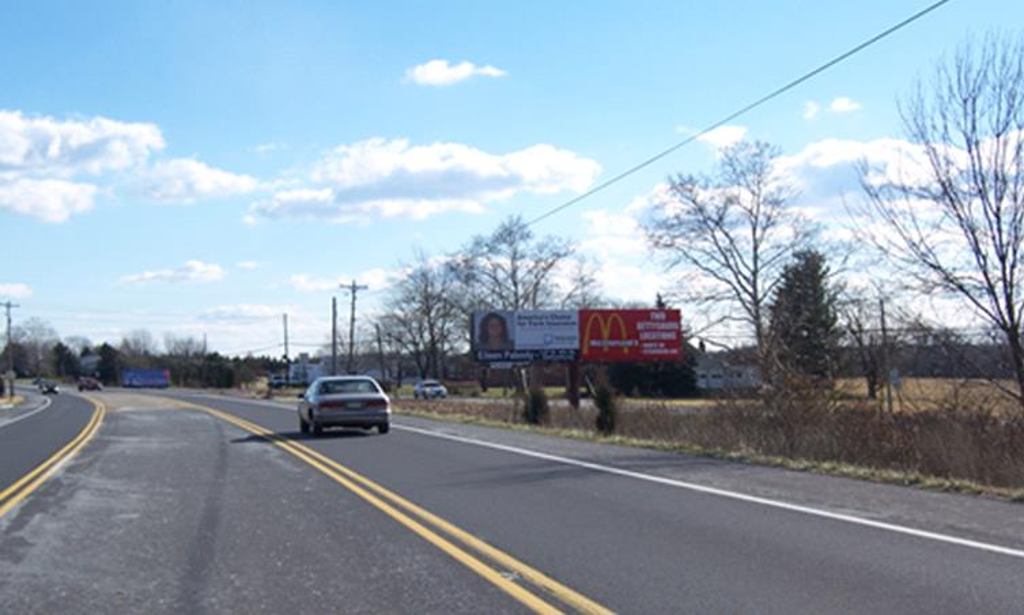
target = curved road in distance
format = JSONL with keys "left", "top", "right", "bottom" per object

{"left": 0, "top": 389, "right": 94, "bottom": 493}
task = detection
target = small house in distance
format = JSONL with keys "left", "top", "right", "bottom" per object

{"left": 695, "top": 351, "right": 761, "bottom": 391}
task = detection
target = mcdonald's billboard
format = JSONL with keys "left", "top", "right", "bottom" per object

{"left": 471, "top": 308, "right": 682, "bottom": 364}
{"left": 579, "top": 309, "right": 682, "bottom": 362}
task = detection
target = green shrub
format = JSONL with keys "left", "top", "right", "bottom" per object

{"left": 523, "top": 386, "right": 550, "bottom": 425}
{"left": 595, "top": 380, "right": 617, "bottom": 435}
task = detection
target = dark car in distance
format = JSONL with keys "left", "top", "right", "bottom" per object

{"left": 38, "top": 380, "right": 60, "bottom": 395}
{"left": 78, "top": 377, "right": 102, "bottom": 392}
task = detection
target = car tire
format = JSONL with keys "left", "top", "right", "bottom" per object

{"left": 299, "top": 415, "right": 309, "bottom": 434}
{"left": 378, "top": 423, "right": 390, "bottom": 435}
{"left": 311, "top": 421, "right": 323, "bottom": 437}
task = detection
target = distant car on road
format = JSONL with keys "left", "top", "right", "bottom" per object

{"left": 77, "top": 377, "right": 102, "bottom": 392}
{"left": 413, "top": 379, "right": 448, "bottom": 399}
{"left": 38, "top": 381, "right": 60, "bottom": 395}
{"left": 298, "top": 376, "right": 390, "bottom": 436}
{"left": 268, "top": 374, "right": 287, "bottom": 389}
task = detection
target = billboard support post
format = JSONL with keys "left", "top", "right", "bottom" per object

{"left": 567, "top": 362, "right": 581, "bottom": 409}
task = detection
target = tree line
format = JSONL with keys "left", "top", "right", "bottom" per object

{"left": 0, "top": 327, "right": 283, "bottom": 389}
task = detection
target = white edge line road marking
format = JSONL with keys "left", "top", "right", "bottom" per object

{"left": 184, "top": 392, "right": 1024, "bottom": 561}
{"left": 0, "top": 394, "right": 53, "bottom": 429}
{"left": 393, "top": 425, "right": 1024, "bottom": 561}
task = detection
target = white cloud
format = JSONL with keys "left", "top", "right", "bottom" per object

{"left": 252, "top": 142, "right": 284, "bottom": 154}
{"left": 0, "top": 109, "right": 256, "bottom": 222}
{"left": 0, "top": 283, "right": 32, "bottom": 299}
{"left": 121, "top": 260, "right": 226, "bottom": 284}
{"left": 0, "top": 109, "right": 163, "bottom": 176}
{"left": 829, "top": 97, "right": 862, "bottom": 113}
{"left": 237, "top": 260, "right": 260, "bottom": 270}
{"left": 696, "top": 125, "right": 747, "bottom": 150}
{"left": 249, "top": 138, "right": 601, "bottom": 223}
{"left": 803, "top": 101, "right": 820, "bottom": 120}
{"left": 139, "top": 158, "right": 259, "bottom": 203}
{"left": 200, "top": 304, "right": 291, "bottom": 321}
{"left": 289, "top": 274, "right": 339, "bottom": 292}
{"left": 0, "top": 109, "right": 163, "bottom": 222}
{"left": 289, "top": 268, "right": 402, "bottom": 293}
{"left": 579, "top": 209, "right": 647, "bottom": 259}
{"left": 576, "top": 191, "right": 679, "bottom": 306}
{"left": 775, "top": 137, "right": 933, "bottom": 216}
{"left": 405, "top": 59, "right": 507, "bottom": 86}
{"left": 0, "top": 178, "right": 96, "bottom": 222}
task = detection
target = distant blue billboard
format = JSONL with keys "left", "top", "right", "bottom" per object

{"left": 121, "top": 369, "right": 170, "bottom": 388}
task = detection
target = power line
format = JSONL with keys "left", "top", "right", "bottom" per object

{"left": 526, "top": 0, "right": 954, "bottom": 227}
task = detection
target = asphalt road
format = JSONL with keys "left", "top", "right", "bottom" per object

{"left": 1, "top": 389, "right": 1023, "bottom": 614}
{"left": 0, "top": 389, "right": 92, "bottom": 492}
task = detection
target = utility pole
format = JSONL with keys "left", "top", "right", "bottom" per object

{"left": 375, "top": 323, "right": 386, "bottom": 385}
{"left": 342, "top": 280, "right": 368, "bottom": 374}
{"left": 879, "top": 297, "right": 893, "bottom": 415}
{"left": 331, "top": 297, "right": 338, "bottom": 376}
{"left": 283, "top": 313, "right": 290, "bottom": 385}
{"left": 3, "top": 301, "right": 19, "bottom": 399}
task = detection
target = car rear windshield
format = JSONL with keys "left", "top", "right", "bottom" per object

{"left": 319, "top": 379, "right": 380, "bottom": 395}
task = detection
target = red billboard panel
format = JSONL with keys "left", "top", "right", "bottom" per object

{"left": 579, "top": 309, "right": 682, "bottom": 362}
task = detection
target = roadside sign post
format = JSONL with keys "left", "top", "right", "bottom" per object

{"left": 566, "top": 362, "right": 581, "bottom": 409}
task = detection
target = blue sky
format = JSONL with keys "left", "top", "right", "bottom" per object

{"left": 0, "top": 0, "right": 1016, "bottom": 353}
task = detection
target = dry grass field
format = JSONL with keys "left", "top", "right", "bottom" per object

{"left": 834, "top": 377, "right": 1020, "bottom": 414}
{"left": 393, "top": 378, "right": 1024, "bottom": 498}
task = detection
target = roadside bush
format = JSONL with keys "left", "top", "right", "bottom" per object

{"left": 523, "top": 386, "right": 550, "bottom": 425}
{"left": 594, "top": 380, "right": 617, "bottom": 435}
{"left": 394, "top": 381, "right": 1024, "bottom": 495}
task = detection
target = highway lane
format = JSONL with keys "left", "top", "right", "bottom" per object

{"left": 0, "top": 390, "right": 94, "bottom": 495}
{"left": 0, "top": 391, "right": 545, "bottom": 614}
{"left": 2, "top": 388, "right": 1022, "bottom": 613}
{"left": 161, "top": 392, "right": 1024, "bottom": 614}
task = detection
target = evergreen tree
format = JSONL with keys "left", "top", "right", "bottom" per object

{"left": 769, "top": 250, "right": 839, "bottom": 379}
{"left": 97, "top": 343, "right": 122, "bottom": 385}
{"left": 51, "top": 342, "right": 80, "bottom": 377}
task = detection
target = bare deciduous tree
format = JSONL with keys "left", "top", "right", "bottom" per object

{"left": 557, "top": 256, "right": 606, "bottom": 309}
{"left": 120, "top": 329, "right": 159, "bottom": 365}
{"left": 841, "top": 298, "right": 885, "bottom": 400}
{"left": 644, "top": 140, "right": 811, "bottom": 375}
{"left": 12, "top": 317, "right": 59, "bottom": 376}
{"left": 452, "top": 215, "right": 575, "bottom": 311}
{"left": 379, "top": 252, "right": 462, "bottom": 379}
{"left": 164, "top": 333, "right": 205, "bottom": 358}
{"left": 858, "top": 33, "right": 1024, "bottom": 410}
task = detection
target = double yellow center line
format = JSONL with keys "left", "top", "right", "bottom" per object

{"left": 184, "top": 401, "right": 613, "bottom": 615}
{"left": 0, "top": 397, "right": 106, "bottom": 519}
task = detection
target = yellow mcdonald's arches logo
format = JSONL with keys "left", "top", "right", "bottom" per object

{"left": 582, "top": 312, "right": 630, "bottom": 355}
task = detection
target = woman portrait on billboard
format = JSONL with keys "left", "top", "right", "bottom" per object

{"left": 477, "top": 312, "right": 513, "bottom": 350}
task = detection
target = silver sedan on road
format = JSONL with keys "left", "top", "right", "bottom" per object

{"left": 298, "top": 376, "right": 391, "bottom": 436}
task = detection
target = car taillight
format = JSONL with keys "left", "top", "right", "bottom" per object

{"left": 367, "top": 399, "right": 388, "bottom": 409}
{"left": 320, "top": 400, "right": 344, "bottom": 408}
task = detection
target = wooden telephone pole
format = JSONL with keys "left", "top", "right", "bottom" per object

{"left": 342, "top": 280, "right": 368, "bottom": 374}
